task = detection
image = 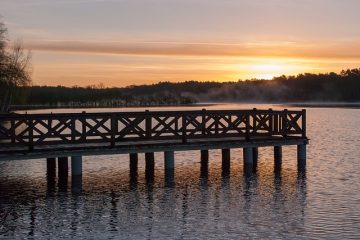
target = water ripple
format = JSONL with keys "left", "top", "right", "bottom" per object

{"left": 1, "top": 105, "right": 360, "bottom": 239}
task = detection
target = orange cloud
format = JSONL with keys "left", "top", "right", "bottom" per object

{"left": 25, "top": 40, "right": 360, "bottom": 59}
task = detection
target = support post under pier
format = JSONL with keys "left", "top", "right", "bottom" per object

{"left": 274, "top": 146, "right": 282, "bottom": 172}
{"left": 221, "top": 149, "right": 230, "bottom": 177}
{"left": 46, "top": 158, "right": 56, "bottom": 177}
{"left": 46, "top": 157, "right": 56, "bottom": 194}
{"left": 200, "top": 150, "right": 209, "bottom": 178}
{"left": 57, "top": 157, "right": 68, "bottom": 191}
{"left": 243, "top": 148, "right": 253, "bottom": 164}
{"left": 164, "top": 151, "right": 175, "bottom": 169}
{"left": 252, "top": 147, "right": 258, "bottom": 172}
{"left": 243, "top": 147, "right": 253, "bottom": 174}
{"left": 58, "top": 157, "right": 68, "bottom": 176}
{"left": 71, "top": 156, "right": 82, "bottom": 176}
{"left": 145, "top": 152, "right": 155, "bottom": 182}
{"left": 129, "top": 153, "right": 138, "bottom": 174}
{"left": 71, "top": 175, "right": 82, "bottom": 193}
{"left": 164, "top": 151, "right": 175, "bottom": 186}
{"left": 129, "top": 153, "right": 138, "bottom": 188}
{"left": 297, "top": 144, "right": 307, "bottom": 170}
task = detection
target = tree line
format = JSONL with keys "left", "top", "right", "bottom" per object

{"left": 15, "top": 85, "right": 196, "bottom": 109}
{"left": 11, "top": 68, "right": 360, "bottom": 109}
{"left": 189, "top": 68, "right": 360, "bottom": 103}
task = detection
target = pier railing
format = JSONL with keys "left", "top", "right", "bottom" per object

{"left": 0, "top": 109, "right": 306, "bottom": 150}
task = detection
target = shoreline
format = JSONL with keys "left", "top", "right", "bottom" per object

{"left": 9, "top": 103, "right": 213, "bottom": 112}
{"left": 7, "top": 102, "right": 360, "bottom": 112}
{"left": 282, "top": 102, "right": 360, "bottom": 109}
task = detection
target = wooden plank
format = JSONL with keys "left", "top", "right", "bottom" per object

{"left": 0, "top": 136, "right": 309, "bottom": 161}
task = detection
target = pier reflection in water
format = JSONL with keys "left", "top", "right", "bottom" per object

{"left": 0, "top": 149, "right": 307, "bottom": 239}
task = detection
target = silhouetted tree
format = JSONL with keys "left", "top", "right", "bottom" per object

{"left": 0, "top": 20, "right": 32, "bottom": 113}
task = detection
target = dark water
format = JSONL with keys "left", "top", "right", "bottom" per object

{"left": 1, "top": 104, "right": 360, "bottom": 239}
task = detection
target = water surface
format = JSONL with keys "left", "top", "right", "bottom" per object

{"left": 1, "top": 104, "right": 359, "bottom": 239}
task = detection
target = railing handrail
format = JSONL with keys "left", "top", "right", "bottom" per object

{"left": 0, "top": 109, "right": 303, "bottom": 119}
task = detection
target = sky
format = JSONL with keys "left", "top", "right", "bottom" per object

{"left": 1, "top": 0, "right": 360, "bottom": 87}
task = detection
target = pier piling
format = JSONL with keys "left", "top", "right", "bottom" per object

{"left": 221, "top": 149, "right": 230, "bottom": 176}
{"left": 297, "top": 144, "right": 307, "bottom": 169}
{"left": 46, "top": 158, "right": 56, "bottom": 177}
{"left": 274, "top": 146, "right": 282, "bottom": 171}
{"left": 243, "top": 147, "right": 253, "bottom": 165}
{"left": 252, "top": 147, "right": 259, "bottom": 171}
{"left": 164, "top": 151, "right": 175, "bottom": 185}
{"left": 57, "top": 157, "right": 68, "bottom": 191}
{"left": 129, "top": 154, "right": 138, "bottom": 188}
{"left": 129, "top": 153, "right": 138, "bottom": 173}
{"left": 145, "top": 152, "right": 155, "bottom": 181}
{"left": 164, "top": 151, "right": 175, "bottom": 169}
{"left": 200, "top": 150, "right": 209, "bottom": 177}
{"left": 71, "top": 156, "right": 82, "bottom": 176}
{"left": 58, "top": 157, "right": 68, "bottom": 176}
{"left": 243, "top": 147, "right": 254, "bottom": 173}
{"left": 201, "top": 150, "right": 209, "bottom": 165}
{"left": 71, "top": 176, "right": 82, "bottom": 193}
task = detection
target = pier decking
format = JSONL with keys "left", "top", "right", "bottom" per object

{"left": 0, "top": 109, "right": 308, "bottom": 179}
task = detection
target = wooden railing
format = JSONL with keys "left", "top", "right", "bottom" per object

{"left": 0, "top": 109, "right": 306, "bottom": 150}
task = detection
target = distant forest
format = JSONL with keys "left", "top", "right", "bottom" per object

{"left": 10, "top": 68, "right": 360, "bottom": 109}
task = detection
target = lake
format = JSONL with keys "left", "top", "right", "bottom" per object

{"left": 1, "top": 104, "right": 360, "bottom": 239}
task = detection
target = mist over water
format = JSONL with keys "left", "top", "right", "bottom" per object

{"left": 1, "top": 104, "right": 360, "bottom": 239}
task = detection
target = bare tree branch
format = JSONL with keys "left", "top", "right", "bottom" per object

{"left": 0, "top": 20, "right": 32, "bottom": 112}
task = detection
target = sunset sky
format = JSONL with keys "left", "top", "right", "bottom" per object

{"left": 1, "top": 0, "right": 360, "bottom": 87}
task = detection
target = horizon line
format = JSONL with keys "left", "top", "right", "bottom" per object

{"left": 26, "top": 68, "right": 359, "bottom": 88}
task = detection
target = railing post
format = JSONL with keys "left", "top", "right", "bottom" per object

{"left": 202, "top": 109, "right": 206, "bottom": 135}
{"left": 274, "top": 111, "right": 279, "bottom": 134}
{"left": 11, "top": 116, "right": 15, "bottom": 144}
{"left": 71, "top": 116, "right": 76, "bottom": 142}
{"left": 111, "top": 114, "right": 116, "bottom": 147}
{"left": 245, "top": 111, "right": 250, "bottom": 141}
{"left": 282, "top": 109, "right": 288, "bottom": 137}
{"left": 81, "top": 111, "right": 86, "bottom": 141}
{"left": 145, "top": 110, "right": 152, "bottom": 139}
{"left": 269, "top": 108, "right": 273, "bottom": 136}
{"left": 215, "top": 115, "right": 219, "bottom": 135}
{"left": 252, "top": 108, "right": 257, "bottom": 135}
{"left": 302, "top": 109, "right": 306, "bottom": 138}
{"left": 28, "top": 116, "right": 34, "bottom": 151}
{"left": 182, "top": 112, "right": 187, "bottom": 143}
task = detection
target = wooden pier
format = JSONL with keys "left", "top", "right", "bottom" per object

{"left": 0, "top": 108, "right": 308, "bottom": 180}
